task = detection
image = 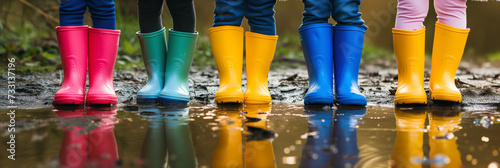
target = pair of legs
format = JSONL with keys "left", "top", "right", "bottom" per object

{"left": 393, "top": 0, "right": 469, "bottom": 104}
{"left": 210, "top": 0, "right": 278, "bottom": 104}
{"left": 138, "top": 0, "right": 195, "bottom": 33}
{"left": 300, "top": 0, "right": 367, "bottom": 105}
{"left": 136, "top": 0, "right": 198, "bottom": 104}
{"left": 395, "top": 0, "right": 467, "bottom": 30}
{"left": 59, "top": 0, "right": 116, "bottom": 29}
{"left": 213, "top": 0, "right": 277, "bottom": 35}
{"left": 55, "top": 0, "right": 120, "bottom": 105}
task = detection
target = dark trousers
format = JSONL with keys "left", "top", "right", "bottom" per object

{"left": 138, "top": 0, "right": 196, "bottom": 33}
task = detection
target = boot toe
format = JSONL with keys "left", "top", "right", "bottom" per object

{"left": 336, "top": 94, "right": 367, "bottom": 106}
{"left": 215, "top": 87, "right": 244, "bottom": 104}
{"left": 304, "top": 92, "right": 334, "bottom": 105}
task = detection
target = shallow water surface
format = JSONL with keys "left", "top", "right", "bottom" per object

{"left": 1, "top": 104, "right": 500, "bottom": 168}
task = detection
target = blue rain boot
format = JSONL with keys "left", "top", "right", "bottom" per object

{"left": 136, "top": 28, "right": 167, "bottom": 102}
{"left": 333, "top": 26, "right": 367, "bottom": 105}
{"left": 333, "top": 106, "right": 366, "bottom": 167}
{"left": 299, "top": 23, "right": 335, "bottom": 105}
{"left": 159, "top": 29, "right": 198, "bottom": 104}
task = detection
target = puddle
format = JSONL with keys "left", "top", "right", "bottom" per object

{"left": 1, "top": 104, "right": 500, "bottom": 167}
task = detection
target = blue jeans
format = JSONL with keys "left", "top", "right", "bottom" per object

{"left": 301, "top": 0, "right": 367, "bottom": 30}
{"left": 59, "top": 0, "right": 116, "bottom": 30}
{"left": 213, "top": 0, "right": 277, "bottom": 35}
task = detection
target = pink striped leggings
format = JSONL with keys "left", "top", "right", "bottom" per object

{"left": 395, "top": 0, "right": 467, "bottom": 30}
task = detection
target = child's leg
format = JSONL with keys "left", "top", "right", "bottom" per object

{"left": 301, "top": 0, "right": 331, "bottom": 27}
{"left": 87, "top": 0, "right": 117, "bottom": 30}
{"left": 434, "top": 0, "right": 467, "bottom": 29}
{"left": 244, "top": 0, "right": 278, "bottom": 104}
{"left": 165, "top": 0, "right": 196, "bottom": 33}
{"left": 59, "top": 0, "right": 87, "bottom": 26}
{"left": 138, "top": 0, "right": 165, "bottom": 33}
{"left": 245, "top": 0, "right": 277, "bottom": 35}
{"left": 213, "top": 0, "right": 245, "bottom": 27}
{"left": 331, "top": 0, "right": 367, "bottom": 105}
{"left": 331, "top": 0, "right": 367, "bottom": 30}
{"left": 395, "top": 0, "right": 428, "bottom": 30}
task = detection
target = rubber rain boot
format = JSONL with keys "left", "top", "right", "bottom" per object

{"left": 299, "top": 23, "right": 334, "bottom": 105}
{"left": 159, "top": 29, "right": 198, "bottom": 104}
{"left": 429, "top": 107, "right": 462, "bottom": 168}
{"left": 430, "top": 22, "right": 470, "bottom": 103}
{"left": 333, "top": 26, "right": 367, "bottom": 105}
{"left": 136, "top": 28, "right": 167, "bottom": 102}
{"left": 391, "top": 107, "right": 427, "bottom": 168}
{"left": 212, "top": 105, "right": 244, "bottom": 167}
{"left": 244, "top": 32, "right": 278, "bottom": 104}
{"left": 54, "top": 26, "right": 89, "bottom": 105}
{"left": 209, "top": 26, "right": 245, "bottom": 104}
{"left": 86, "top": 28, "right": 121, "bottom": 105}
{"left": 393, "top": 28, "right": 427, "bottom": 105}
{"left": 244, "top": 104, "right": 276, "bottom": 168}
{"left": 333, "top": 106, "right": 366, "bottom": 167}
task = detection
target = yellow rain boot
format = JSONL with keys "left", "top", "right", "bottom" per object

{"left": 212, "top": 106, "right": 244, "bottom": 168}
{"left": 244, "top": 104, "right": 276, "bottom": 168}
{"left": 244, "top": 32, "right": 278, "bottom": 104}
{"left": 430, "top": 22, "right": 470, "bottom": 103}
{"left": 391, "top": 107, "right": 427, "bottom": 168}
{"left": 209, "top": 26, "right": 245, "bottom": 104}
{"left": 393, "top": 28, "right": 428, "bottom": 105}
{"left": 429, "top": 107, "right": 462, "bottom": 168}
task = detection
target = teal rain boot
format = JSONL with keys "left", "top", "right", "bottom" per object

{"left": 159, "top": 29, "right": 198, "bottom": 104}
{"left": 136, "top": 28, "right": 167, "bottom": 102}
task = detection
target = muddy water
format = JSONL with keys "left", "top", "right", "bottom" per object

{"left": 1, "top": 104, "right": 500, "bottom": 168}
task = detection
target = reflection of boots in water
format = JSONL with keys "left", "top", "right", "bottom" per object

{"left": 139, "top": 105, "right": 167, "bottom": 167}
{"left": 333, "top": 106, "right": 366, "bottom": 168}
{"left": 428, "top": 107, "right": 462, "bottom": 168}
{"left": 86, "top": 107, "right": 119, "bottom": 168}
{"left": 391, "top": 107, "right": 427, "bottom": 168}
{"left": 244, "top": 104, "right": 276, "bottom": 168}
{"left": 212, "top": 105, "right": 244, "bottom": 168}
{"left": 56, "top": 107, "right": 87, "bottom": 168}
{"left": 162, "top": 105, "right": 197, "bottom": 168}
{"left": 299, "top": 105, "right": 334, "bottom": 168}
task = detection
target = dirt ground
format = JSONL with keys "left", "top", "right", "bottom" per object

{"left": 1, "top": 61, "right": 499, "bottom": 109}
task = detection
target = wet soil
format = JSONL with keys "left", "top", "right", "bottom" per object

{"left": 1, "top": 62, "right": 499, "bottom": 109}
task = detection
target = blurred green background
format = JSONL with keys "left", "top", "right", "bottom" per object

{"left": 1, "top": 0, "right": 500, "bottom": 73}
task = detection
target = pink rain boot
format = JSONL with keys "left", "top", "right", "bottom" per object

{"left": 86, "top": 28, "right": 121, "bottom": 105}
{"left": 54, "top": 26, "right": 89, "bottom": 105}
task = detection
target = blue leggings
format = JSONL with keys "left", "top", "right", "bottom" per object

{"left": 213, "top": 0, "right": 277, "bottom": 36}
{"left": 302, "top": 0, "right": 367, "bottom": 30}
{"left": 59, "top": 0, "right": 116, "bottom": 30}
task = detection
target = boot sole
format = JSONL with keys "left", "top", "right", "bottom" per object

{"left": 394, "top": 96, "right": 427, "bottom": 105}
{"left": 86, "top": 96, "right": 118, "bottom": 106}
{"left": 304, "top": 96, "right": 334, "bottom": 105}
{"left": 336, "top": 98, "right": 367, "bottom": 106}
{"left": 215, "top": 96, "right": 244, "bottom": 104}
{"left": 54, "top": 95, "right": 85, "bottom": 106}
{"left": 244, "top": 96, "right": 272, "bottom": 104}
{"left": 158, "top": 96, "right": 189, "bottom": 104}
{"left": 431, "top": 92, "right": 462, "bottom": 103}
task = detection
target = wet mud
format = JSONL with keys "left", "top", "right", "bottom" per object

{"left": 0, "top": 62, "right": 499, "bottom": 109}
